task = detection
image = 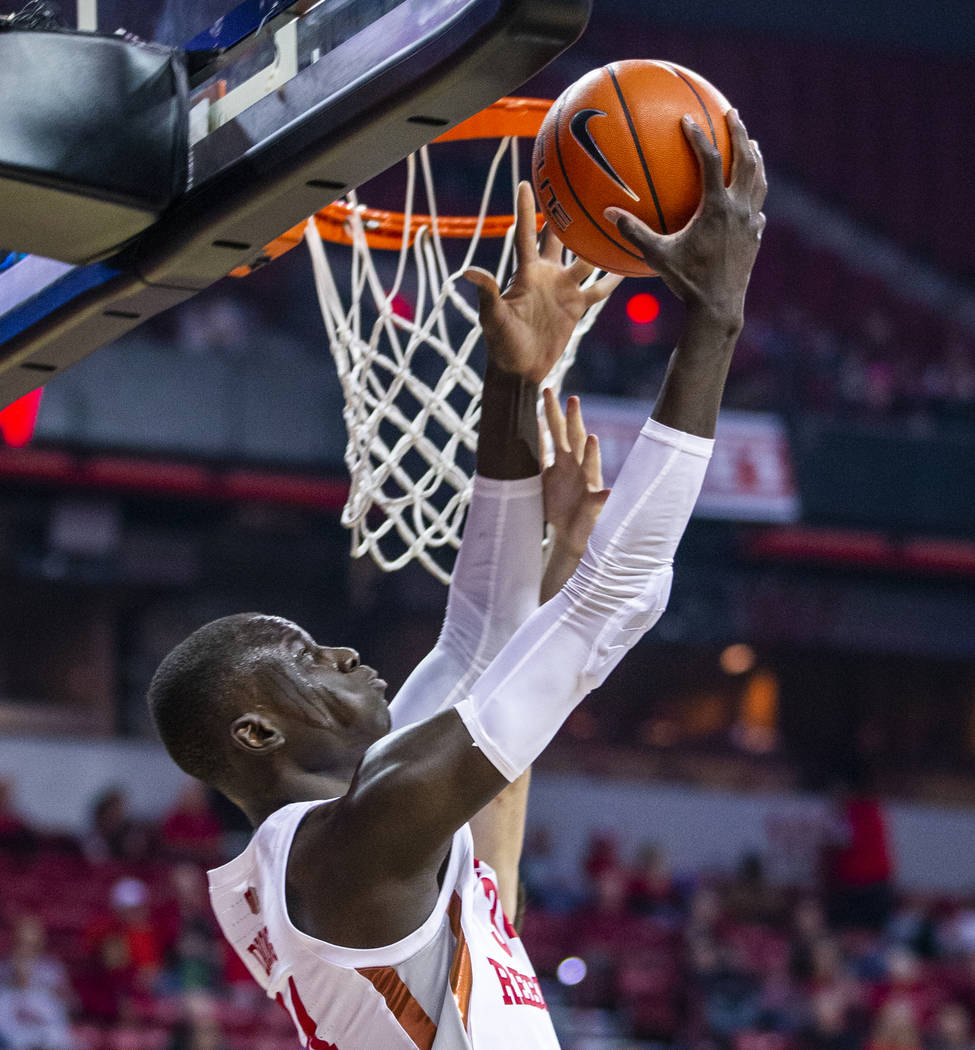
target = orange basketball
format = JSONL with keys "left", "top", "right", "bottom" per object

{"left": 531, "top": 60, "right": 733, "bottom": 276}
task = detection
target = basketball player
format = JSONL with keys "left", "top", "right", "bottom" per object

{"left": 149, "top": 109, "right": 765, "bottom": 1049}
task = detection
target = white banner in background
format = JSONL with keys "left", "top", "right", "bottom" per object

{"left": 580, "top": 399, "right": 800, "bottom": 523}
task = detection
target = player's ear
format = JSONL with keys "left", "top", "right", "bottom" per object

{"left": 231, "top": 713, "right": 285, "bottom": 754}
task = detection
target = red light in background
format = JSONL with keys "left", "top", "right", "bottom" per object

{"left": 0, "top": 389, "right": 43, "bottom": 447}
{"left": 390, "top": 294, "right": 414, "bottom": 321}
{"left": 625, "top": 292, "right": 660, "bottom": 325}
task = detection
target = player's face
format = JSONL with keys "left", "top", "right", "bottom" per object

{"left": 267, "top": 621, "right": 392, "bottom": 753}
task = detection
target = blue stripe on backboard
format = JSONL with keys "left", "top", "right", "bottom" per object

{"left": 183, "top": 0, "right": 292, "bottom": 52}
{"left": 0, "top": 262, "right": 121, "bottom": 346}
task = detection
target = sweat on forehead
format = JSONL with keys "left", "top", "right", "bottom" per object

{"left": 238, "top": 615, "right": 309, "bottom": 647}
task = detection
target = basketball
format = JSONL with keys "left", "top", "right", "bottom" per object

{"left": 532, "top": 60, "right": 734, "bottom": 276}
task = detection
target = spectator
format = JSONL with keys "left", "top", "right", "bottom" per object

{"left": 756, "top": 935, "right": 806, "bottom": 1034}
{"left": 0, "top": 778, "right": 37, "bottom": 858}
{"left": 0, "top": 956, "right": 74, "bottom": 1050}
{"left": 160, "top": 784, "right": 224, "bottom": 867}
{"left": 927, "top": 1003, "right": 975, "bottom": 1050}
{"left": 869, "top": 946, "right": 941, "bottom": 1033}
{"left": 799, "top": 988, "right": 863, "bottom": 1050}
{"left": 686, "top": 884, "right": 728, "bottom": 945}
{"left": 156, "top": 863, "right": 223, "bottom": 994}
{"left": 888, "top": 895, "right": 939, "bottom": 960}
{"left": 582, "top": 831, "right": 621, "bottom": 885}
{"left": 867, "top": 998, "right": 924, "bottom": 1050}
{"left": 791, "top": 897, "right": 830, "bottom": 983}
{"left": 0, "top": 916, "right": 72, "bottom": 1007}
{"left": 727, "top": 852, "right": 788, "bottom": 927}
{"left": 165, "top": 992, "right": 232, "bottom": 1050}
{"left": 616, "top": 945, "right": 684, "bottom": 1041}
{"left": 81, "top": 877, "right": 164, "bottom": 1020}
{"left": 626, "top": 841, "right": 679, "bottom": 918}
{"left": 822, "top": 777, "right": 895, "bottom": 932}
{"left": 84, "top": 787, "right": 150, "bottom": 863}
{"left": 937, "top": 900, "right": 975, "bottom": 960}
{"left": 572, "top": 863, "right": 632, "bottom": 1010}
{"left": 696, "top": 942, "right": 763, "bottom": 1042}
{"left": 520, "top": 825, "right": 578, "bottom": 912}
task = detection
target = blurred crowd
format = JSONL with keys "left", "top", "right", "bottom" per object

{"left": 4, "top": 772, "right": 975, "bottom": 1050}
{"left": 521, "top": 795, "right": 975, "bottom": 1050}
{"left": 722, "top": 305, "right": 975, "bottom": 429}
{"left": 573, "top": 290, "right": 975, "bottom": 434}
{"left": 0, "top": 777, "right": 295, "bottom": 1050}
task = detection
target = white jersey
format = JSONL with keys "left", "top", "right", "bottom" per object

{"left": 208, "top": 800, "right": 561, "bottom": 1050}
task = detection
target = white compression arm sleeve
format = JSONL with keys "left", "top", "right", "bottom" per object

{"left": 455, "top": 419, "right": 713, "bottom": 781}
{"left": 388, "top": 474, "right": 544, "bottom": 730}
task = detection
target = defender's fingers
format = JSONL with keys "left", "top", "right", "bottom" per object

{"left": 514, "top": 181, "right": 539, "bottom": 265}
{"left": 565, "top": 396, "right": 586, "bottom": 461}
{"left": 462, "top": 266, "right": 501, "bottom": 301}
{"left": 749, "top": 139, "right": 768, "bottom": 211}
{"left": 568, "top": 257, "right": 595, "bottom": 283}
{"left": 583, "top": 270, "right": 624, "bottom": 306}
{"left": 589, "top": 487, "right": 611, "bottom": 513}
{"left": 581, "top": 433, "right": 604, "bottom": 489}
{"left": 539, "top": 222, "right": 561, "bottom": 261}
{"left": 727, "top": 109, "right": 757, "bottom": 198}
{"left": 542, "top": 387, "right": 568, "bottom": 450}
{"left": 681, "top": 115, "right": 725, "bottom": 199}
{"left": 605, "top": 207, "right": 669, "bottom": 270}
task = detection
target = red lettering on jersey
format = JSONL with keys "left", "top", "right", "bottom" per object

{"left": 246, "top": 926, "right": 278, "bottom": 977}
{"left": 277, "top": 976, "right": 340, "bottom": 1050}
{"left": 487, "top": 958, "right": 522, "bottom": 1005}
{"left": 486, "top": 957, "right": 547, "bottom": 1011}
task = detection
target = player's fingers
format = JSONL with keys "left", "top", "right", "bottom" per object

{"left": 681, "top": 115, "right": 725, "bottom": 200}
{"left": 542, "top": 387, "right": 568, "bottom": 450}
{"left": 539, "top": 222, "right": 561, "bottom": 261}
{"left": 565, "top": 395, "right": 586, "bottom": 461}
{"left": 514, "top": 181, "right": 539, "bottom": 265}
{"left": 584, "top": 271, "right": 624, "bottom": 306}
{"left": 462, "top": 266, "right": 502, "bottom": 309}
{"left": 568, "top": 257, "right": 595, "bottom": 283}
{"left": 605, "top": 207, "right": 669, "bottom": 271}
{"left": 589, "top": 487, "right": 611, "bottom": 511}
{"left": 749, "top": 139, "right": 768, "bottom": 211}
{"left": 587, "top": 485, "right": 608, "bottom": 514}
{"left": 727, "top": 109, "right": 757, "bottom": 198}
{"left": 581, "top": 433, "right": 605, "bottom": 489}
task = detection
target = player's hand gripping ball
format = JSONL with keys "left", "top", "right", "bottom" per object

{"left": 531, "top": 59, "right": 734, "bottom": 276}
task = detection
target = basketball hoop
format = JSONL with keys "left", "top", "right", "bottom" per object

{"left": 300, "top": 98, "right": 612, "bottom": 583}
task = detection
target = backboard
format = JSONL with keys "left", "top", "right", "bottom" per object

{"left": 0, "top": 0, "right": 591, "bottom": 408}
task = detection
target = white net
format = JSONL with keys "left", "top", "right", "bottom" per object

{"left": 305, "top": 131, "right": 610, "bottom": 584}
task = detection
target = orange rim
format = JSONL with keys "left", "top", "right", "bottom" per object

{"left": 230, "top": 97, "right": 553, "bottom": 275}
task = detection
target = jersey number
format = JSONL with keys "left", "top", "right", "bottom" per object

{"left": 480, "top": 875, "right": 517, "bottom": 958}
{"left": 277, "top": 975, "right": 340, "bottom": 1050}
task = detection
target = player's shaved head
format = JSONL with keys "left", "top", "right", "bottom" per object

{"left": 148, "top": 613, "right": 290, "bottom": 788}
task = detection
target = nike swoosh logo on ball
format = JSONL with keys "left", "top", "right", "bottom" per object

{"left": 569, "top": 109, "right": 640, "bottom": 202}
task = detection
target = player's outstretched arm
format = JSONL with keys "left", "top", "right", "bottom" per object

{"left": 606, "top": 108, "right": 766, "bottom": 438}
{"left": 290, "top": 127, "right": 762, "bottom": 948}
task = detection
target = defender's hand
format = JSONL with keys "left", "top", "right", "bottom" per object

{"left": 541, "top": 389, "right": 609, "bottom": 558}
{"left": 465, "top": 181, "right": 622, "bottom": 384}
{"left": 605, "top": 109, "right": 766, "bottom": 332}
